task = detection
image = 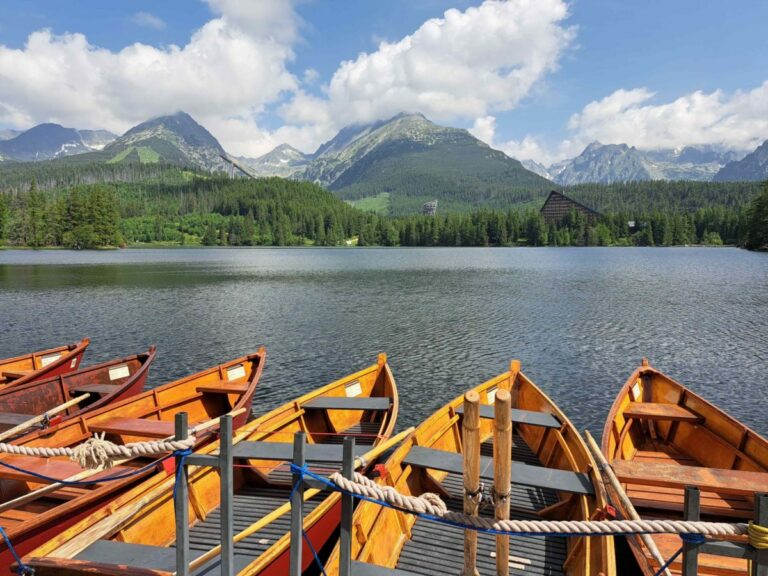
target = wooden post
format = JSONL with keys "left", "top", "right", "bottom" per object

{"left": 174, "top": 412, "right": 189, "bottom": 576}
{"left": 752, "top": 493, "right": 768, "bottom": 576}
{"left": 340, "top": 436, "right": 356, "bottom": 576}
{"left": 289, "top": 431, "right": 306, "bottom": 576}
{"left": 219, "top": 414, "right": 234, "bottom": 576}
{"left": 494, "top": 388, "right": 512, "bottom": 576}
{"left": 462, "top": 390, "right": 481, "bottom": 576}
{"left": 682, "top": 486, "right": 700, "bottom": 576}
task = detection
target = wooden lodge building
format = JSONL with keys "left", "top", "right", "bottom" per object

{"left": 540, "top": 190, "right": 601, "bottom": 226}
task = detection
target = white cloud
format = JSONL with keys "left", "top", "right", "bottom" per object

{"left": 568, "top": 83, "right": 768, "bottom": 153}
{"left": 322, "top": 0, "right": 575, "bottom": 126}
{"left": 0, "top": 1, "right": 300, "bottom": 157}
{"left": 131, "top": 12, "right": 166, "bottom": 31}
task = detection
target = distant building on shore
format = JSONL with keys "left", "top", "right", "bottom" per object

{"left": 540, "top": 191, "right": 601, "bottom": 226}
{"left": 422, "top": 200, "right": 438, "bottom": 216}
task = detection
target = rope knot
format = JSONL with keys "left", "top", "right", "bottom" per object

{"left": 71, "top": 433, "right": 122, "bottom": 470}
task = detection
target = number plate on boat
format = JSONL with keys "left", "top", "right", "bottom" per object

{"left": 345, "top": 381, "right": 362, "bottom": 397}
{"left": 227, "top": 364, "right": 246, "bottom": 380}
{"left": 109, "top": 365, "right": 130, "bottom": 380}
{"left": 632, "top": 381, "right": 641, "bottom": 400}
{"left": 40, "top": 352, "right": 62, "bottom": 367}
{"left": 487, "top": 387, "right": 497, "bottom": 404}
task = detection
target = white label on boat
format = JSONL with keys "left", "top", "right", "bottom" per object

{"left": 227, "top": 364, "right": 246, "bottom": 381}
{"left": 632, "top": 381, "right": 641, "bottom": 400}
{"left": 487, "top": 387, "right": 497, "bottom": 404}
{"left": 70, "top": 358, "right": 77, "bottom": 368}
{"left": 40, "top": 352, "right": 62, "bottom": 367}
{"left": 258, "top": 538, "right": 269, "bottom": 545}
{"left": 109, "top": 365, "right": 130, "bottom": 381}
{"left": 345, "top": 381, "right": 362, "bottom": 397}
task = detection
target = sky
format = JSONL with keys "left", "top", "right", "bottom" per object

{"left": 0, "top": 0, "right": 766, "bottom": 165}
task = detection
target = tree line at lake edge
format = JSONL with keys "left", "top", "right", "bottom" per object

{"left": 0, "top": 172, "right": 766, "bottom": 250}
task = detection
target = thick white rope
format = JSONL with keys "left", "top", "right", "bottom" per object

{"left": 329, "top": 471, "right": 749, "bottom": 537}
{"left": 0, "top": 433, "right": 197, "bottom": 470}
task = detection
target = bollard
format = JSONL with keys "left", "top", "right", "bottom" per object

{"left": 289, "top": 431, "right": 306, "bottom": 576}
{"left": 174, "top": 412, "right": 190, "bottom": 576}
{"left": 753, "top": 493, "right": 768, "bottom": 576}
{"left": 682, "top": 486, "right": 700, "bottom": 576}
{"left": 494, "top": 388, "right": 512, "bottom": 576}
{"left": 462, "top": 390, "right": 481, "bottom": 576}
{"left": 340, "top": 436, "right": 356, "bottom": 576}
{"left": 219, "top": 414, "right": 234, "bottom": 576}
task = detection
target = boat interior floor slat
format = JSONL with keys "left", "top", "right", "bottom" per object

{"left": 396, "top": 435, "right": 566, "bottom": 576}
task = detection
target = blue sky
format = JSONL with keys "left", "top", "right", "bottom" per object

{"left": 0, "top": 0, "right": 766, "bottom": 163}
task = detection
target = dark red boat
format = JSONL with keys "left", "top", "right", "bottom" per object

{"left": 0, "top": 347, "right": 265, "bottom": 572}
{"left": 0, "top": 347, "right": 157, "bottom": 438}
{"left": 0, "top": 339, "right": 90, "bottom": 390}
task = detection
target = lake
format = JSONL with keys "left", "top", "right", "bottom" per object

{"left": 1, "top": 247, "right": 766, "bottom": 437}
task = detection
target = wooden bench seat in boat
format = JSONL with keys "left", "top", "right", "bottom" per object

{"left": 69, "top": 383, "right": 120, "bottom": 396}
{"left": 303, "top": 397, "right": 392, "bottom": 411}
{"left": 231, "top": 441, "right": 369, "bottom": 463}
{"left": 403, "top": 446, "right": 594, "bottom": 495}
{"left": 89, "top": 417, "right": 175, "bottom": 439}
{"left": 74, "top": 540, "right": 255, "bottom": 574}
{"left": 612, "top": 460, "right": 768, "bottom": 496}
{"left": 0, "top": 411, "right": 34, "bottom": 427}
{"left": 0, "top": 455, "right": 131, "bottom": 483}
{"left": 352, "top": 560, "right": 420, "bottom": 575}
{"left": 196, "top": 380, "right": 250, "bottom": 395}
{"left": 623, "top": 402, "right": 703, "bottom": 423}
{"left": 456, "top": 405, "right": 561, "bottom": 428}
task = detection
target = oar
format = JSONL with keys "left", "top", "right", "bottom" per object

{"left": 0, "top": 408, "right": 245, "bottom": 516}
{"left": 184, "top": 426, "right": 415, "bottom": 574}
{"left": 0, "top": 393, "right": 90, "bottom": 442}
{"left": 584, "top": 430, "right": 672, "bottom": 576}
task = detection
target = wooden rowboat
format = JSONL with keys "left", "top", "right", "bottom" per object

{"left": 601, "top": 358, "right": 768, "bottom": 576}
{"left": 0, "top": 346, "right": 157, "bottom": 437}
{"left": 23, "top": 353, "right": 398, "bottom": 576}
{"left": 0, "top": 347, "right": 265, "bottom": 572}
{"left": 325, "top": 361, "right": 616, "bottom": 576}
{"left": 0, "top": 339, "right": 90, "bottom": 390}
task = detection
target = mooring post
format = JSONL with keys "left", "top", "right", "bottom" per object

{"left": 174, "top": 412, "right": 190, "bottom": 576}
{"left": 462, "top": 390, "right": 481, "bottom": 576}
{"left": 219, "top": 414, "right": 234, "bottom": 576}
{"left": 752, "top": 493, "right": 768, "bottom": 576}
{"left": 290, "top": 431, "right": 306, "bottom": 576}
{"left": 494, "top": 388, "right": 512, "bottom": 576}
{"left": 682, "top": 486, "right": 700, "bottom": 576}
{"left": 340, "top": 436, "right": 356, "bottom": 576}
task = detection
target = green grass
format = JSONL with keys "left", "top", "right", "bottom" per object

{"left": 137, "top": 147, "right": 160, "bottom": 163}
{"left": 106, "top": 147, "right": 134, "bottom": 164}
{"left": 348, "top": 192, "right": 390, "bottom": 214}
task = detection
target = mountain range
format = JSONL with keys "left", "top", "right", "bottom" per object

{"left": 2, "top": 111, "right": 766, "bottom": 212}
{"left": 0, "top": 124, "right": 116, "bottom": 161}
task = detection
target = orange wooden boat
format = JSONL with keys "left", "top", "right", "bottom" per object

{"left": 324, "top": 361, "right": 616, "bottom": 576}
{"left": 601, "top": 358, "right": 768, "bottom": 575}
{"left": 0, "top": 347, "right": 157, "bottom": 437}
{"left": 0, "top": 339, "right": 89, "bottom": 390}
{"left": 0, "top": 347, "right": 265, "bottom": 573}
{"left": 23, "top": 353, "right": 398, "bottom": 576}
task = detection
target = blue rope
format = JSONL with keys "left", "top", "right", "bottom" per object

{"left": 0, "top": 452, "right": 175, "bottom": 486}
{"left": 303, "top": 529, "right": 328, "bottom": 576}
{"left": 172, "top": 448, "right": 193, "bottom": 499}
{"left": 0, "top": 526, "right": 33, "bottom": 575}
{"left": 651, "top": 533, "right": 707, "bottom": 576}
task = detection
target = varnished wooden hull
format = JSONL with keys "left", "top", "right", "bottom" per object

{"left": 0, "top": 348, "right": 266, "bottom": 573}
{"left": 325, "top": 363, "right": 616, "bottom": 576}
{"left": 0, "top": 347, "right": 157, "bottom": 435}
{"left": 23, "top": 354, "right": 398, "bottom": 576}
{"left": 601, "top": 360, "right": 768, "bottom": 576}
{"left": 0, "top": 339, "right": 89, "bottom": 390}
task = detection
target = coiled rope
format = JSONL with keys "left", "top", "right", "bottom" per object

{"left": 325, "top": 469, "right": 749, "bottom": 538}
{"left": 0, "top": 433, "right": 197, "bottom": 470}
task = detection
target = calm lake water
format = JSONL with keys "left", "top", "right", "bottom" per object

{"left": 1, "top": 247, "right": 766, "bottom": 437}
